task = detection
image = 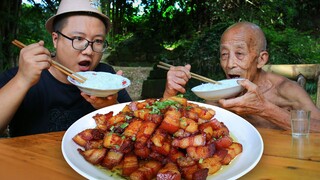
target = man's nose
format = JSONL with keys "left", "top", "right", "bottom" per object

{"left": 81, "top": 43, "right": 94, "bottom": 54}
{"left": 227, "top": 54, "right": 237, "bottom": 68}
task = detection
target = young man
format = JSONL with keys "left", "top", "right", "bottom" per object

{"left": 164, "top": 22, "right": 320, "bottom": 132}
{"left": 0, "top": 0, "right": 131, "bottom": 137}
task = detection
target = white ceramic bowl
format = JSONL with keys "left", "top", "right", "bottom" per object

{"left": 191, "top": 78, "right": 244, "bottom": 101}
{"left": 68, "top": 71, "right": 131, "bottom": 97}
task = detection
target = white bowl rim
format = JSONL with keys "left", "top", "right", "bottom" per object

{"left": 191, "top": 78, "right": 244, "bottom": 92}
{"left": 68, "top": 71, "right": 131, "bottom": 91}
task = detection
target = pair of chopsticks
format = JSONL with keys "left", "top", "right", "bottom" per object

{"left": 157, "top": 61, "right": 221, "bottom": 84}
{"left": 12, "top": 40, "right": 87, "bottom": 83}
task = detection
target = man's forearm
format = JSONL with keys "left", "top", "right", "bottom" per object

{"left": 260, "top": 102, "right": 291, "bottom": 130}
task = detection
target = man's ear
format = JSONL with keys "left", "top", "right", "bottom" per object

{"left": 52, "top": 32, "right": 58, "bottom": 48}
{"left": 257, "top": 51, "right": 269, "bottom": 68}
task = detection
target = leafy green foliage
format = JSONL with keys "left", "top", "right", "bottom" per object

{"left": 264, "top": 28, "right": 320, "bottom": 64}
{"left": 4, "top": 0, "right": 319, "bottom": 100}
{"left": 18, "top": 4, "right": 54, "bottom": 50}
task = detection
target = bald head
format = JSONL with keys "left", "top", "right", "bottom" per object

{"left": 221, "top": 22, "right": 267, "bottom": 53}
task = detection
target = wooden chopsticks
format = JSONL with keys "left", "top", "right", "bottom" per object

{"left": 11, "top": 40, "right": 87, "bottom": 83}
{"left": 157, "top": 61, "right": 221, "bottom": 84}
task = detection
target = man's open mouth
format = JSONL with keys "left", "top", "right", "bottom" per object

{"left": 79, "top": 60, "right": 91, "bottom": 67}
{"left": 78, "top": 60, "right": 91, "bottom": 71}
{"left": 228, "top": 74, "right": 241, "bottom": 79}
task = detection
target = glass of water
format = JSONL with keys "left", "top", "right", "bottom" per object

{"left": 290, "top": 110, "right": 311, "bottom": 137}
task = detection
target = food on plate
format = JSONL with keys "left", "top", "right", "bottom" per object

{"left": 72, "top": 96, "right": 243, "bottom": 179}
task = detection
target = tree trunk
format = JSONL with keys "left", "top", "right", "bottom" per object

{"left": 0, "top": 0, "right": 22, "bottom": 71}
{"left": 101, "top": 0, "right": 111, "bottom": 41}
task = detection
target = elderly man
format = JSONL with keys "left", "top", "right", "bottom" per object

{"left": 164, "top": 21, "right": 320, "bottom": 132}
{"left": 0, "top": 0, "right": 131, "bottom": 137}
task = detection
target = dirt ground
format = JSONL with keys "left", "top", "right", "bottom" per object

{"left": 114, "top": 66, "right": 153, "bottom": 101}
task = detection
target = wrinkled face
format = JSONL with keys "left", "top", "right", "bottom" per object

{"left": 52, "top": 15, "right": 106, "bottom": 73}
{"left": 219, "top": 28, "right": 260, "bottom": 81}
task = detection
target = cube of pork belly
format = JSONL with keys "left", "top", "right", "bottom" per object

{"left": 151, "top": 140, "right": 171, "bottom": 156}
{"left": 198, "top": 119, "right": 222, "bottom": 134}
{"left": 151, "top": 129, "right": 168, "bottom": 147}
{"left": 180, "top": 108, "right": 199, "bottom": 121}
{"left": 198, "top": 155, "right": 222, "bottom": 175}
{"left": 220, "top": 142, "right": 243, "bottom": 165}
{"left": 186, "top": 143, "right": 215, "bottom": 161}
{"left": 103, "top": 133, "right": 134, "bottom": 153}
{"left": 84, "top": 139, "right": 104, "bottom": 150}
{"left": 137, "top": 98, "right": 158, "bottom": 109}
{"left": 213, "top": 135, "right": 233, "bottom": 150}
{"left": 161, "top": 96, "right": 188, "bottom": 107}
{"left": 134, "top": 146, "right": 151, "bottom": 159}
{"left": 92, "top": 112, "right": 113, "bottom": 131}
{"left": 173, "top": 129, "right": 191, "bottom": 139}
{"left": 192, "top": 168, "right": 209, "bottom": 180}
{"left": 101, "top": 149, "right": 124, "bottom": 169}
{"left": 78, "top": 148, "right": 107, "bottom": 165}
{"left": 168, "top": 148, "right": 185, "bottom": 163}
{"left": 156, "top": 162, "right": 181, "bottom": 180}
{"left": 130, "top": 160, "right": 162, "bottom": 180}
{"left": 172, "top": 134, "right": 206, "bottom": 149}
{"left": 103, "top": 133, "right": 124, "bottom": 149}
{"left": 135, "top": 121, "right": 157, "bottom": 149}
{"left": 159, "top": 109, "right": 181, "bottom": 134}
{"left": 121, "top": 104, "right": 133, "bottom": 113}
{"left": 213, "top": 148, "right": 228, "bottom": 162}
{"left": 122, "top": 153, "right": 139, "bottom": 176}
{"left": 133, "top": 109, "right": 163, "bottom": 124}
{"left": 105, "top": 113, "right": 127, "bottom": 129}
{"left": 149, "top": 151, "right": 167, "bottom": 163}
{"left": 124, "top": 99, "right": 157, "bottom": 112}
{"left": 212, "top": 122, "right": 230, "bottom": 138}
{"left": 177, "top": 156, "right": 196, "bottom": 167}
{"left": 122, "top": 119, "right": 143, "bottom": 138}
{"left": 123, "top": 101, "right": 139, "bottom": 112}
{"left": 73, "top": 128, "right": 104, "bottom": 147}
{"left": 189, "top": 105, "right": 215, "bottom": 120}
{"left": 180, "top": 164, "right": 199, "bottom": 180}
{"left": 179, "top": 117, "right": 198, "bottom": 133}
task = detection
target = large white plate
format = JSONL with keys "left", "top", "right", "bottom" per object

{"left": 62, "top": 101, "right": 263, "bottom": 180}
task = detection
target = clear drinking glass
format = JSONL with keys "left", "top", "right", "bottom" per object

{"left": 290, "top": 110, "right": 311, "bottom": 137}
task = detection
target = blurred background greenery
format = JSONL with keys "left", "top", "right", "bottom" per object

{"left": 1, "top": 0, "right": 319, "bottom": 101}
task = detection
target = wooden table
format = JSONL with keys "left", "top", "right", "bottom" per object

{"left": 0, "top": 128, "right": 319, "bottom": 179}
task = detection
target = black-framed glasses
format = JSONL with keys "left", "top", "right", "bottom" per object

{"left": 56, "top": 31, "right": 108, "bottom": 53}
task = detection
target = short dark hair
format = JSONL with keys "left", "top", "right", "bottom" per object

{"left": 52, "top": 12, "right": 108, "bottom": 33}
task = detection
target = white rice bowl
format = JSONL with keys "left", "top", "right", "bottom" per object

{"left": 68, "top": 71, "right": 131, "bottom": 97}
{"left": 191, "top": 78, "right": 244, "bottom": 101}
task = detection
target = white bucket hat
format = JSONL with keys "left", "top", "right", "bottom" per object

{"left": 45, "top": 0, "right": 111, "bottom": 33}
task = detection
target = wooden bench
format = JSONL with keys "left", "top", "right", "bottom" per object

{"left": 262, "top": 64, "right": 320, "bottom": 108}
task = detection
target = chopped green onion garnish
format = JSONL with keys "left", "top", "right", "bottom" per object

{"left": 110, "top": 126, "right": 115, "bottom": 131}
{"left": 199, "top": 158, "right": 204, "bottom": 163}
{"left": 120, "top": 122, "right": 129, "bottom": 129}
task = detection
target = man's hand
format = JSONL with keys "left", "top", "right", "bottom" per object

{"left": 163, "top": 64, "right": 191, "bottom": 98}
{"left": 218, "top": 79, "right": 266, "bottom": 115}
{"left": 81, "top": 93, "right": 118, "bottom": 109}
{"left": 81, "top": 70, "right": 124, "bottom": 109}
{"left": 16, "top": 41, "right": 52, "bottom": 88}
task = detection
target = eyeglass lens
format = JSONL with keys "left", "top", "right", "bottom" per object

{"left": 73, "top": 39, "right": 106, "bottom": 53}
{"left": 57, "top": 31, "right": 107, "bottom": 53}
